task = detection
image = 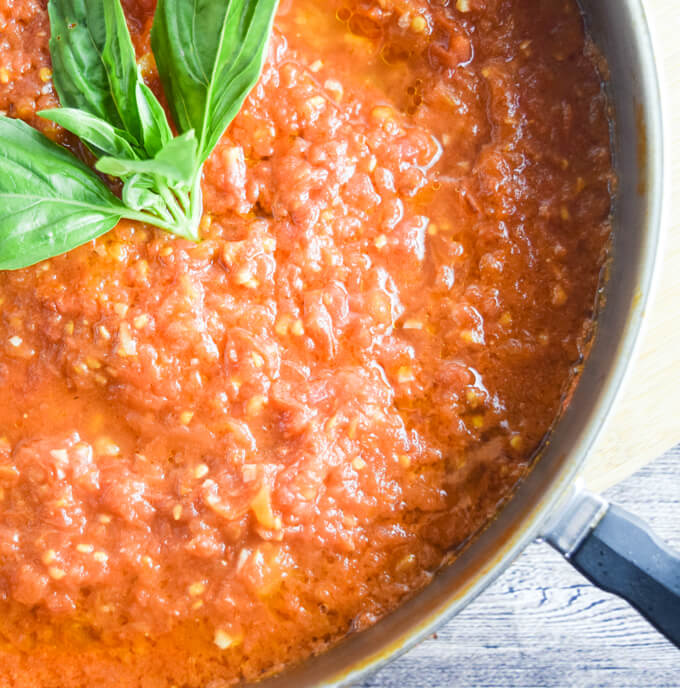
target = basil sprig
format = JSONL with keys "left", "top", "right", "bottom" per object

{"left": 0, "top": 0, "right": 278, "bottom": 270}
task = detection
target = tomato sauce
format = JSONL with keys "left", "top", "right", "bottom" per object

{"left": 0, "top": 0, "right": 613, "bottom": 685}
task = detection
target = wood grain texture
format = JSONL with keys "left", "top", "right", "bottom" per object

{"left": 359, "top": 447, "right": 680, "bottom": 688}
{"left": 583, "top": 0, "right": 680, "bottom": 492}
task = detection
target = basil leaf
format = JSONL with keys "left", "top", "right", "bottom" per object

{"left": 136, "top": 80, "right": 173, "bottom": 156}
{"left": 100, "top": 0, "right": 140, "bottom": 139}
{"left": 48, "top": 0, "right": 120, "bottom": 127}
{"left": 152, "top": 130, "right": 199, "bottom": 183}
{"left": 96, "top": 130, "right": 198, "bottom": 185}
{"left": 48, "top": 0, "right": 170, "bottom": 156}
{"left": 122, "top": 174, "right": 169, "bottom": 214}
{"left": 151, "top": 0, "right": 278, "bottom": 164}
{"left": 0, "top": 116, "right": 125, "bottom": 270}
{"left": 38, "top": 108, "right": 137, "bottom": 159}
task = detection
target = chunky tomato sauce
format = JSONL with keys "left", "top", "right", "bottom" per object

{"left": 0, "top": 0, "right": 612, "bottom": 685}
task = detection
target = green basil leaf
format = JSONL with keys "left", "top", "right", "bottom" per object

{"left": 0, "top": 116, "right": 125, "bottom": 270}
{"left": 153, "top": 130, "right": 199, "bottom": 183}
{"left": 136, "top": 79, "right": 173, "bottom": 156}
{"left": 99, "top": 0, "right": 140, "bottom": 138}
{"left": 122, "top": 174, "right": 169, "bottom": 216}
{"left": 96, "top": 130, "right": 198, "bottom": 185}
{"left": 38, "top": 108, "right": 138, "bottom": 159}
{"left": 48, "top": 0, "right": 120, "bottom": 127}
{"left": 48, "top": 0, "right": 170, "bottom": 157}
{"left": 151, "top": 0, "right": 278, "bottom": 164}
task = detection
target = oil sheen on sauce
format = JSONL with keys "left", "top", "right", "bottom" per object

{"left": 0, "top": 0, "right": 613, "bottom": 685}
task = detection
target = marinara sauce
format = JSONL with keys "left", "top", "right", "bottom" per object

{"left": 0, "top": 0, "right": 612, "bottom": 685}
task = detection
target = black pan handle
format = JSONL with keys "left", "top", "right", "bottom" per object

{"left": 542, "top": 488, "right": 680, "bottom": 648}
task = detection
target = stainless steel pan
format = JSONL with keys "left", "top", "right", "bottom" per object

{"left": 258, "top": 1, "right": 671, "bottom": 684}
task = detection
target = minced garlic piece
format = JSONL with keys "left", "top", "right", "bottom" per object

{"left": 290, "top": 319, "right": 305, "bottom": 337}
{"left": 188, "top": 582, "right": 206, "bottom": 597}
{"left": 411, "top": 15, "right": 427, "bottom": 32}
{"left": 214, "top": 629, "right": 239, "bottom": 650}
{"left": 194, "top": 464, "right": 210, "bottom": 479}
{"left": 397, "top": 366, "right": 415, "bottom": 384}
{"left": 246, "top": 395, "right": 267, "bottom": 417}
{"left": 250, "top": 485, "right": 282, "bottom": 531}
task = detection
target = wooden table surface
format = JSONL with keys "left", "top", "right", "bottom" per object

{"left": 360, "top": 448, "right": 680, "bottom": 688}
{"left": 363, "top": 1, "right": 680, "bottom": 685}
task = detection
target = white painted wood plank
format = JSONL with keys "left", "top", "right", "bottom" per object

{"left": 359, "top": 448, "right": 680, "bottom": 687}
